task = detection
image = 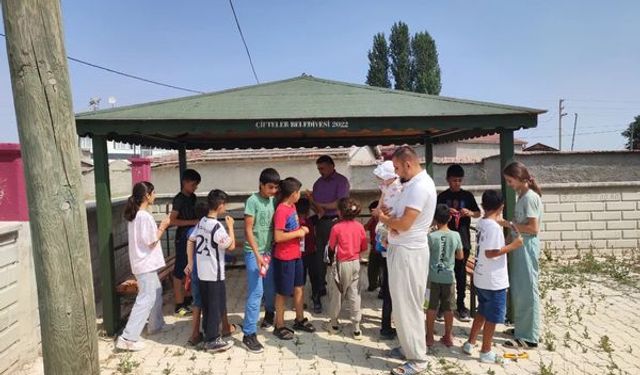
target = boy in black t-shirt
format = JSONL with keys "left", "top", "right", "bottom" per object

{"left": 437, "top": 164, "right": 481, "bottom": 322}
{"left": 170, "top": 169, "right": 201, "bottom": 316}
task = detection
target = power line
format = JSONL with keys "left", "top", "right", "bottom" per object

{"left": 228, "top": 0, "right": 260, "bottom": 84}
{"left": 0, "top": 32, "right": 205, "bottom": 95}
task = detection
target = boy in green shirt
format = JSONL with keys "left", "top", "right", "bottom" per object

{"left": 426, "top": 204, "right": 463, "bottom": 348}
{"left": 242, "top": 168, "right": 280, "bottom": 353}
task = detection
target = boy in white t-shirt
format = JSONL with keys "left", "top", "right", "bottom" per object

{"left": 189, "top": 189, "right": 236, "bottom": 353}
{"left": 462, "top": 190, "right": 522, "bottom": 364}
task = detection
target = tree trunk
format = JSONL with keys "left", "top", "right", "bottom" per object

{"left": 1, "top": 0, "right": 99, "bottom": 373}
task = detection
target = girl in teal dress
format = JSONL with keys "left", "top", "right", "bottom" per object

{"left": 500, "top": 162, "right": 543, "bottom": 349}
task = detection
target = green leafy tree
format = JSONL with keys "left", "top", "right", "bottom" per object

{"left": 622, "top": 115, "right": 640, "bottom": 150}
{"left": 389, "top": 21, "right": 412, "bottom": 91}
{"left": 366, "top": 33, "right": 391, "bottom": 88}
{"left": 411, "top": 31, "right": 442, "bottom": 95}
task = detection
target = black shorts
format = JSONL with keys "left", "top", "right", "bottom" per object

{"left": 274, "top": 258, "right": 304, "bottom": 296}
{"left": 174, "top": 234, "right": 188, "bottom": 279}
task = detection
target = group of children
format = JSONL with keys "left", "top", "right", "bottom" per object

{"left": 116, "top": 160, "right": 542, "bottom": 366}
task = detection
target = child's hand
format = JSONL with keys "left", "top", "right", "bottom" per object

{"left": 485, "top": 249, "right": 501, "bottom": 259}
{"left": 461, "top": 208, "right": 473, "bottom": 217}
{"left": 225, "top": 216, "right": 235, "bottom": 228}
{"left": 184, "top": 263, "right": 192, "bottom": 275}
{"left": 300, "top": 226, "right": 310, "bottom": 235}
{"left": 256, "top": 254, "right": 266, "bottom": 269}
{"left": 159, "top": 216, "right": 171, "bottom": 231}
{"left": 449, "top": 208, "right": 458, "bottom": 216}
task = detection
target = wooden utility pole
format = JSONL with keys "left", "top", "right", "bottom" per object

{"left": 558, "top": 98, "right": 567, "bottom": 151}
{"left": 1, "top": 1, "right": 99, "bottom": 374}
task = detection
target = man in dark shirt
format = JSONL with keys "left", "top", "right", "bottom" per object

{"left": 170, "top": 169, "right": 201, "bottom": 316}
{"left": 437, "top": 164, "right": 480, "bottom": 322}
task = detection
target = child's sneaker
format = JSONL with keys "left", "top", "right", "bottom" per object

{"left": 242, "top": 334, "right": 264, "bottom": 354}
{"left": 352, "top": 331, "right": 363, "bottom": 341}
{"left": 116, "top": 336, "right": 145, "bottom": 352}
{"left": 204, "top": 337, "right": 233, "bottom": 353}
{"left": 479, "top": 351, "right": 504, "bottom": 364}
{"left": 174, "top": 304, "right": 192, "bottom": 317}
{"left": 462, "top": 341, "right": 474, "bottom": 355}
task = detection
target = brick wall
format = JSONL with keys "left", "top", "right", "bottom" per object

{"left": 0, "top": 223, "right": 40, "bottom": 374}
{"left": 461, "top": 182, "right": 640, "bottom": 255}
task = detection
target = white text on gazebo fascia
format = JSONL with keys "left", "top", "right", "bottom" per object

{"left": 255, "top": 120, "right": 349, "bottom": 129}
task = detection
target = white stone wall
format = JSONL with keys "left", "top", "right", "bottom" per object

{"left": 0, "top": 223, "right": 40, "bottom": 374}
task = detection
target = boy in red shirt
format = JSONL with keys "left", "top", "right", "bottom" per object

{"left": 272, "top": 178, "right": 316, "bottom": 340}
{"left": 326, "top": 197, "right": 368, "bottom": 340}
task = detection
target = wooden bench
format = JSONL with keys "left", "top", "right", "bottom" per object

{"left": 116, "top": 255, "right": 176, "bottom": 296}
{"left": 465, "top": 257, "right": 476, "bottom": 317}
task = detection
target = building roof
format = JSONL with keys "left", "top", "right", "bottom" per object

{"left": 151, "top": 147, "right": 353, "bottom": 166}
{"left": 75, "top": 75, "right": 545, "bottom": 150}
{"left": 460, "top": 134, "right": 527, "bottom": 145}
{"left": 523, "top": 142, "right": 559, "bottom": 152}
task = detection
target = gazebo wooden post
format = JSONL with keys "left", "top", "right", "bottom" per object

{"left": 500, "top": 128, "right": 516, "bottom": 322}
{"left": 93, "top": 135, "right": 119, "bottom": 335}
{"left": 499, "top": 129, "right": 516, "bottom": 220}
{"left": 424, "top": 134, "right": 434, "bottom": 178}
{"left": 178, "top": 144, "right": 187, "bottom": 186}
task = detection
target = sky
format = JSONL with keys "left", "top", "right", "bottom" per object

{"left": 1, "top": 0, "right": 639, "bottom": 150}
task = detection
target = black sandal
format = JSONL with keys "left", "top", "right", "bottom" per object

{"left": 503, "top": 338, "right": 538, "bottom": 349}
{"left": 504, "top": 328, "right": 515, "bottom": 336}
{"left": 273, "top": 326, "right": 294, "bottom": 340}
{"left": 293, "top": 317, "right": 316, "bottom": 333}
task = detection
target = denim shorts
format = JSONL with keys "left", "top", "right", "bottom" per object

{"left": 274, "top": 258, "right": 304, "bottom": 296}
{"left": 475, "top": 287, "right": 507, "bottom": 324}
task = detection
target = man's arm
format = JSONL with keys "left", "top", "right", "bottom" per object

{"left": 169, "top": 210, "right": 199, "bottom": 227}
{"left": 378, "top": 207, "right": 421, "bottom": 233}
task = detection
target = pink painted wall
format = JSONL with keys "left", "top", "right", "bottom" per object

{"left": 130, "top": 157, "right": 151, "bottom": 186}
{"left": 0, "top": 143, "right": 29, "bottom": 221}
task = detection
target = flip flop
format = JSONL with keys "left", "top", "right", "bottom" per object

{"left": 504, "top": 352, "right": 529, "bottom": 360}
{"left": 187, "top": 334, "right": 203, "bottom": 346}
{"left": 440, "top": 336, "right": 454, "bottom": 348}
{"left": 391, "top": 361, "right": 427, "bottom": 375}
{"left": 503, "top": 328, "right": 515, "bottom": 336}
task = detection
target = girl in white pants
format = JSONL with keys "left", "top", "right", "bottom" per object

{"left": 117, "top": 181, "right": 171, "bottom": 351}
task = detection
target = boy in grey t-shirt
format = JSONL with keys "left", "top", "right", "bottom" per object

{"left": 426, "top": 204, "right": 463, "bottom": 348}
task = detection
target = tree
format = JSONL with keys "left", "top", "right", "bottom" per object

{"left": 411, "top": 31, "right": 442, "bottom": 95}
{"left": 389, "top": 21, "right": 412, "bottom": 91}
{"left": 366, "top": 33, "right": 391, "bottom": 88}
{"left": 2, "top": 0, "right": 99, "bottom": 373}
{"left": 622, "top": 115, "right": 640, "bottom": 150}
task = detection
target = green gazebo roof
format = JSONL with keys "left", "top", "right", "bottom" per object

{"left": 75, "top": 75, "right": 546, "bottom": 149}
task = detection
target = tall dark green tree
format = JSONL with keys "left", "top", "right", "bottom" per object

{"left": 366, "top": 33, "right": 391, "bottom": 88}
{"left": 411, "top": 31, "right": 442, "bottom": 95}
{"left": 622, "top": 115, "right": 640, "bottom": 150}
{"left": 389, "top": 21, "right": 412, "bottom": 91}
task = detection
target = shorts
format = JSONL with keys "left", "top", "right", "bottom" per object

{"left": 191, "top": 262, "right": 202, "bottom": 308}
{"left": 174, "top": 233, "right": 188, "bottom": 280}
{"left": 274, "top": 258, "right": 304, "bottom": 296}
{"left": 427, "top": 282, "right": 455, "bottom": 311}
{"left": 475, "top": 287, "right": 507, "bottom": 324}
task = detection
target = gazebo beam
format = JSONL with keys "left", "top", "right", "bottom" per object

{"left": 500, "top": 129, "right": 516, "bottom": 220}
{"left": 92, "top": 135, "right": 119, "bottom": 335}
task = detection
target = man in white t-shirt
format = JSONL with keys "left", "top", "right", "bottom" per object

{"left": 373, "top": 146, "right": 436, "bottom": 374}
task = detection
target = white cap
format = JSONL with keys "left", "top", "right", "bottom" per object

{"left": 373, "top": 160, "right": 397, "bottom": 180}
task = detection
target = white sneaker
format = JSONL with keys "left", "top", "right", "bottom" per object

{"left": 116, "top": 336, "right": 145, "bottom": 351}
